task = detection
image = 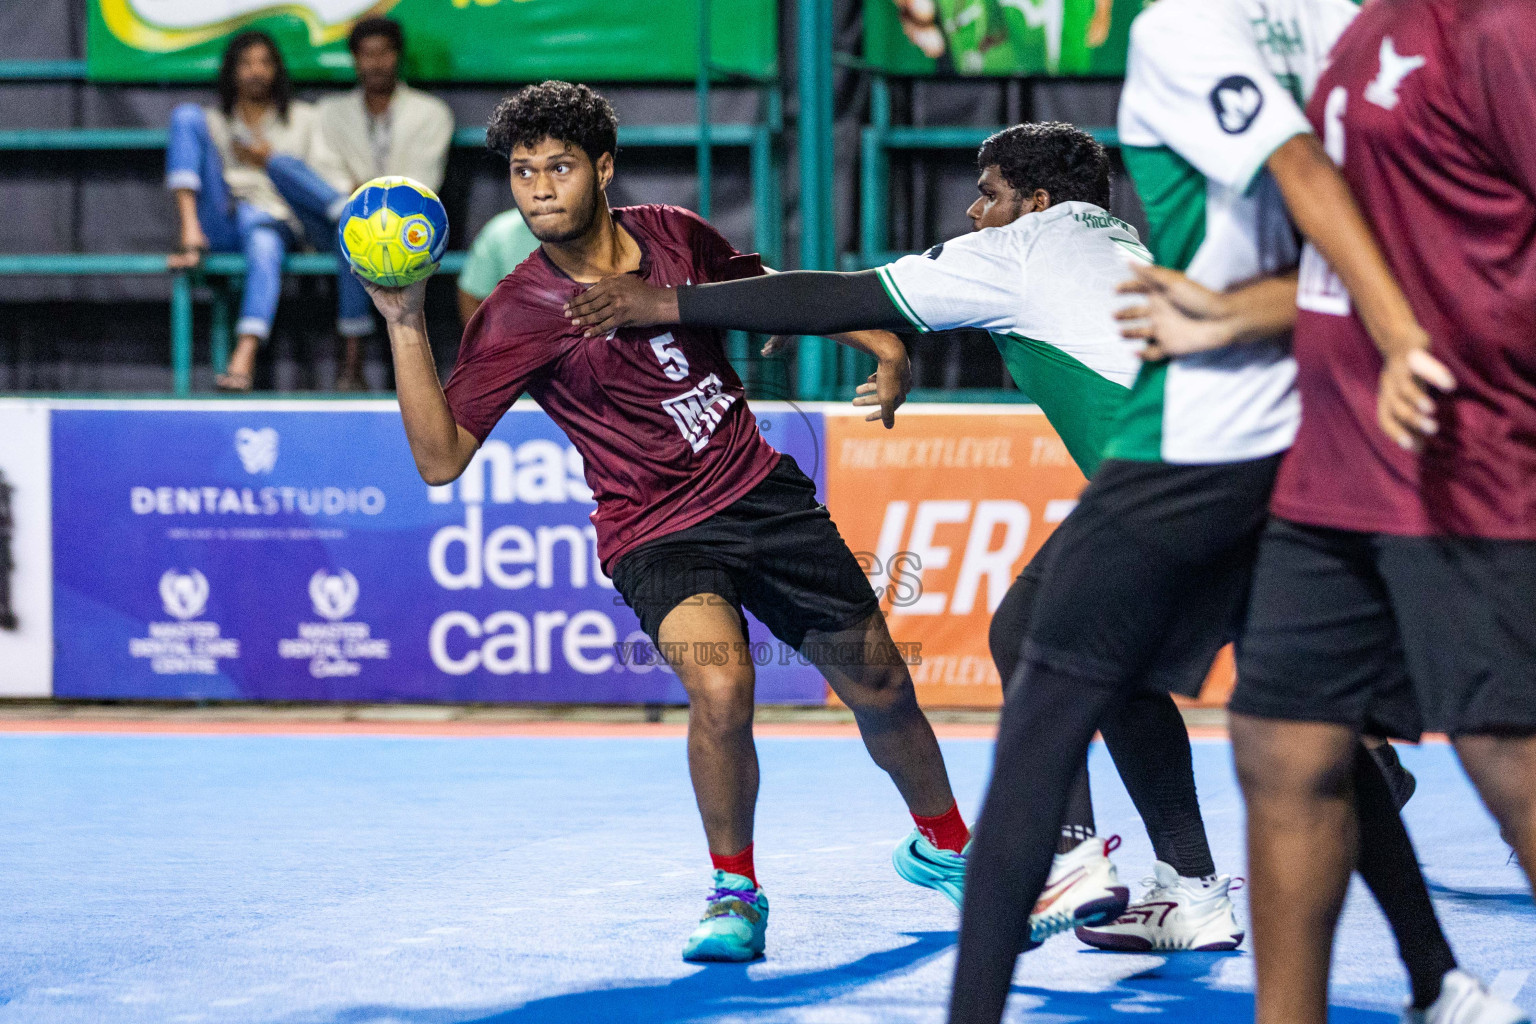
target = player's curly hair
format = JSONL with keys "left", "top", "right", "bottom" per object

{"left": 978, "top": 122, "right": 1110, "bottom": 209}
{"left": 486, "top": 81, "right": 619, "bottom": 164}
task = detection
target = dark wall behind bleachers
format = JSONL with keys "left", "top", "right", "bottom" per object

{"left": 0, "top": 0, "right": 1138, "bottom": 393}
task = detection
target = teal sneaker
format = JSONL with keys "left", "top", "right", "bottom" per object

{"left": 892, "top": 829, "right": 967, "bottom": 908}
{"left": 681, "top": 870, "right": 769, "bottom": 963}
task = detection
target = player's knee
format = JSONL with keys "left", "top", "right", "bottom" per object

{"left": 838, "top": 664, "right": 917, "bottom": 717}
{"left": 1453, "top": 733, "right": 1536, "bottom": 833}
{"left": 1233, "top": 717, "right": 1352, "bottom": 804}
{"left": 1496, "top": 804, "right": 1536, "bottom": 855}
{"left": 1232, "top": 741, "right": 1289, "bottom": 802}
{"left": 685, "top": 671, "right": 754, "bottom": 733}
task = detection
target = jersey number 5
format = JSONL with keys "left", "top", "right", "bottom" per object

{"left": 650, "top": 333, "right": 690, "bottom": 381}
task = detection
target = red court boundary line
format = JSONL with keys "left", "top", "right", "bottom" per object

{"left": 0, "top": 718, "right": 1250, "bottom": 741}
{"left": 0, "top": 718, "right": 971, "bottom": 739}
{"left": 0, "top": 719, "right": 1448, "bottom": 743}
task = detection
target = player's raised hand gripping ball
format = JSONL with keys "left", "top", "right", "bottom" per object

{"left": 337, "top": 176, "right": 449, "bottom": 288}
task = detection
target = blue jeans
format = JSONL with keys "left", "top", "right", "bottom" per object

{"left": 165, "top": 104, "right": 373, "bottom": 341}
{"left": 266, "top": 153, "right": 374, "bottom": 338}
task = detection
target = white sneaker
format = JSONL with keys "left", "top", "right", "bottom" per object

{"left": 1403, "top": 970, "right": 1529, "bottom": 1024}
{"left": 1075, "top": 859, "right": 1244, "bottom": 951}
{"left": 1028, "top": 835, "right": 1130, "bottom": 946}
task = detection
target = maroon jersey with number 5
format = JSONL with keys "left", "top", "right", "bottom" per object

{"left": 1275, "top": 0, "right": 1536, "bottom": 539}
{"left": 444, "top": 204, "right": 780, "bottom": 571}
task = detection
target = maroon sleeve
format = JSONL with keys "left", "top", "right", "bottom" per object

{"left": 1466, "top": 1, "right": 1536, "bottom": 199}
{"left": 442, "top": 281, "right": 579, "bottom": 443}
{"left": 665, "top": 205, "right": 766, "bottom": 283}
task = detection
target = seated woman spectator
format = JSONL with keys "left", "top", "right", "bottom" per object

{"left": 165, "top": 31, "right": 364, "bottom": 392}
{"left": 313, "top": 17, "right": 454, "bottom": 388}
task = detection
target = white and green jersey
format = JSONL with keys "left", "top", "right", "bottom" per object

{"left": 876, "top": 201, "right": 1150, "bottom": 476}
{"left": 1111, "top": 0, "right": 1358, "bottom": 464}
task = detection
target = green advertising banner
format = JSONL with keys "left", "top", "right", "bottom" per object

{"left": 866, "top": 0, "right": 1147, "bottom": 77}
{"left": 88, "top": 0, "right": 777, "bottom": 82}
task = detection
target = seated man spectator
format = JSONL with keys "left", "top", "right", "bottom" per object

{"left": 313, "top": 17, "right": 454, "bottom": 388}
{"left": 456, "top": 207, "right": 540, "bottom": 324}
{"left": 165, "top": 30, "right": 347, "bottom": 392}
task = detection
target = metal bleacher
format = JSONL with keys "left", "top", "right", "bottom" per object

{"left": 811, "top": 71, "right": 1120, "bottom": 401}
{"left": 2, "top": 15, "right": 1127, "bottom": 403}
{"left": 0, "top": 38, "right": 784, "bottom": 395}
{"left": 848, "top": 77, "right": 1121, "bottom": 272}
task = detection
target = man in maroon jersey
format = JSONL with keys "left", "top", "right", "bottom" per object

{"left": 1124, "top": 3, "right": 1536, "bottom": 1021}
{"left": 362, "top": 80, "right": 971, "bottom": 963}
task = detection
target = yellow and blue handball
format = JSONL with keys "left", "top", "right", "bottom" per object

{"left": 337, "top": 176, "right": 449, "bottom": 287}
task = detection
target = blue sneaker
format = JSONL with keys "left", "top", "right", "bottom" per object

{"left": 892, "top": 829, "right": 967, "bottom": 908}
{"left": 681, "top": 870, "right": 769, "bottom": 962}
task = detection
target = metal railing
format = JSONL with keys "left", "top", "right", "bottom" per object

{"left": 0, "top": 13, "right": 1130, "bottom": 405}
{"left": 0, "top": 11, "right": 785, "bottom": 397}
{"left": 0, "top": 251, "right": 465, "bottom": 396}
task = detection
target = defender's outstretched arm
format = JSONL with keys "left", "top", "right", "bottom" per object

{"left": 565, "top": 269, "right": 909, "bottom": 337}
{"left": 564, "top": 270, "right": 914, "bottom": 426}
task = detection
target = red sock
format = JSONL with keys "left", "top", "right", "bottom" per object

{"left": 711, "top": 843, "right": 757, "bottom": 886}
{"left": 913, "top": 803, "right": 970, "bottom": 854}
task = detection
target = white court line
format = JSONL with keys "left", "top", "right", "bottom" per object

{"left": 1491, "top": 970, "right": 1529, "bottom": 1002}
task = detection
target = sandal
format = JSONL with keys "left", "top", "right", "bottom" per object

{"left": 215, "top": 371, "right": 253, "bottom": 392}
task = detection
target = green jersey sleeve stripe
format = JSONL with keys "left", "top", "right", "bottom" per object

{"left": 875, "top": 265, "right": 932, "bottom": 333}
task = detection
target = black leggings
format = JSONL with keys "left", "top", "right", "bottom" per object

{"left": 960, "top": 479, "right": 1456, "bottom": 1023}
{"left": 951, "top": 655, "right": 1457, "bottom": 1024}
{"left": 954, "top": 661, "right": 1120, "bottom": 1023}
{"left": 988, "top": 548, "right": 1216, "bottom": 876}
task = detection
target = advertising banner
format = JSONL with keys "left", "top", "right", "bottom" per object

{"left": 824, "top": 407, "right": 1235, "bottom": 709}
{"left": 0, "top": 402, "right": 53, "bottom": 697}
{"left": 866, "top": 0, "right": 1144, "bottom": 77}
{"left": 87, "top": 0, "right": 778, "bottom": 83}
{"left": 824, "top": 407, "right": 1088, "bottom": 708}
{"left": 50, "top": 400, "right": 825, "bottom": 703}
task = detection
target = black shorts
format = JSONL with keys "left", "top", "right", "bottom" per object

{"left": 1231, "top": 518, "right": 1536, "bottom": 738}
{"left": 609, "top": 456, "right": 880, "bottom": 651}
{"left": 1021, "top": 454, "right": 1281, "bottom": 697}
{"left": 993, "top": 520, "right": 1234, "bottom": 699}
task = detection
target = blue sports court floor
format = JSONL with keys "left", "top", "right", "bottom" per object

{"left": 2, "top": 727, "right": 1531, "bottom": 1023}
